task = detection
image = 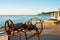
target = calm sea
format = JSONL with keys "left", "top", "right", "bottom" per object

{"left": 0, "top": 15, "right": 51, "bottom": 27}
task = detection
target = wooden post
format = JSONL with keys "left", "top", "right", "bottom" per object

{"left": 35, "top": 29, "right": 40, "bottom": 40}
{"left": 8, "top": 36, "right": 10, "bottom": 40}
{"left": 19, "top": 33, "right": 21, "bottom": 40}
{"left": 24, "top": 31, "right": 27, "bottom": 40}
{"left": 36, "top": 32, "right": 40, "bottom": 40}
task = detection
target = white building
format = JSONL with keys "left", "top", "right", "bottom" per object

{"left": 51, "top": 8, "right": 60, "bottom": 21}
{"left": 41, "top": 8, "right": 60, "bottom": 21}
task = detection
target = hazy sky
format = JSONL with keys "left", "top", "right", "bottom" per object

{"left": 0, "top": 0, "right": 60, "bottom": 15}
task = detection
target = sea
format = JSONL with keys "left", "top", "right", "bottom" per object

{"left": 0, "top": 15, "right": 51, "bottom": 27}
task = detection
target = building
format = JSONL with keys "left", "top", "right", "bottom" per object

{"left": 40, "top": 8, "right": 60, "bottom": 21}
{"left": 51, "top": 9, "right": 60, "bottom": 21}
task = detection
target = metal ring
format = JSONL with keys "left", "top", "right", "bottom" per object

{"left": 5, "top": 20, "right": 15, "bottom": 35}
{"left": 28, "top": 17, "right": 43, "bottom": 34}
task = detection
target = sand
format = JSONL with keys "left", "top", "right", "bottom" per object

{"left": 0, "top": 28, "right": 60, "bottom": 40}
{"left": 0, "top": 35, "right": 8, "bottom": 40}
{"left": 0, "top": 23, "right": 60, "bottom": 40}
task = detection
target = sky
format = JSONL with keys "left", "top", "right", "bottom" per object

{"left": 0, "top": 0, "right": 60, "bottom": 15}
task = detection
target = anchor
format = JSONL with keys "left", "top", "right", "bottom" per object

{"left": 4, "top": 17, "right": 43, "bottom": 40}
